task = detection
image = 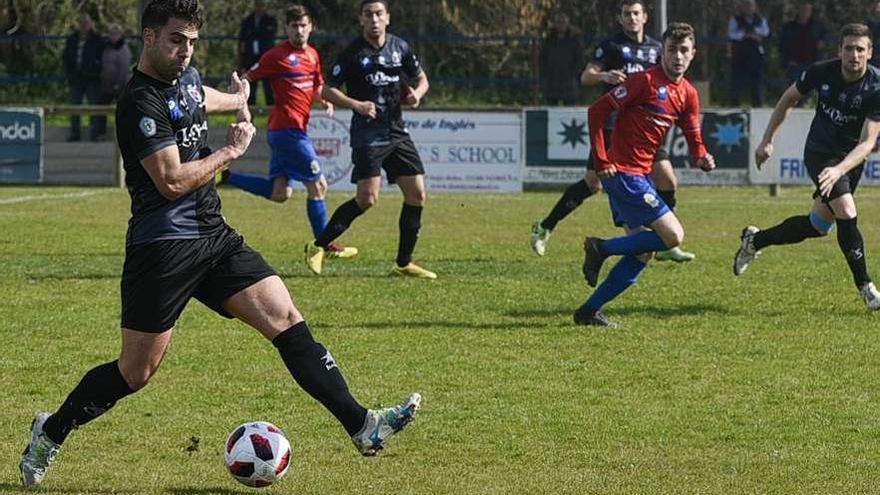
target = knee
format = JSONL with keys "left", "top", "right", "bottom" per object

{"left": 356, "top": 193, "right": 378, "bottom": 210}
{"left": 118, "top": 364, "right": 156, "bottom": 392}
{"left": 665, "top": 229, "right": 684, "bottom": 248}
{"left": 406, "top": 190, "right": 427, "bottom": 207}
{"left": 637, "top": 252, "right": 654, "bottom": 263}
{"left": 269, "top": 192, "right": 290, "bottom": 203}
{"left": 585, "top": 174, "right": 602, "bottom": 193}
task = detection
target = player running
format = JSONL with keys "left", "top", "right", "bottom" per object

{"left": 579, "top": 22, "right": 715, "bottom": 328}
{"left": 303, "top": 0, "right": 435, "bottom": 278}
{"left": 735, "top": 23, "right": 880, "bottom": 311}
{"left": 220, "top": 5, "right": 357, "bottom": 261}
{"left": 531, "top": 0, "right": 695, "bottom": 263}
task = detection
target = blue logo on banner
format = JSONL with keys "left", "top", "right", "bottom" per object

{"left": 0, "top": 109, "right": 42, "bottom": 183}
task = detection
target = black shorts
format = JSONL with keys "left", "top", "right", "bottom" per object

{"left": 351, "top": 136, "right": 424, "bottom": 184}
{"left": 805, "top": 149, "right": 864, "bottom": 202}
{"left": 120, "top": 226, "right": 277, "bottom": 332}
{"left": 586, "top": 127, "right": 670, "bottom": 170}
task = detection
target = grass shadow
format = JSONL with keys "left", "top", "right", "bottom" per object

{"left": 356, "top": 319, "right": 559, "bottom": 331}
{"left": 609, "top": 303, "right": 734, "bottom": 318}
{"left": 166, "top": 487, "right": 253, "bottom": 495}
{"left": 0, "top": 482, "right": 139, "bottom": 494}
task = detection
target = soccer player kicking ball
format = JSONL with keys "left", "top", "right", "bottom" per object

{"left": 579, "top": 23, "right": 715, "bottom": 328}
{"left": 531, "top": 0, "right": 695, "bottom": 263}
{"left": 304, "top": 0, "right": 436, "bottom": 279}
{"left": 220, "top": 5, "right": 358, "bottom": 262}
{"left": 735, "top": 23, "right": 880, "bottom": 311}
{"left": 19, "top": 1, "right": 421, "bottom": 487}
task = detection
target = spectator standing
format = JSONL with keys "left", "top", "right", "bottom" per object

{"left": 62, "top": 12, "right": 104, "bottom": 141}
{"left": 238, "top": 0, "right": 277, "bottom": 106}
{"left": 98, "top": 23, "right": 132, "bottom": 138}
{"left": 728, "top": 0, "right": 769, "bottom": 107}
{"left": 867, "top": 0, "right": 880, "bottom": 65}
{"left": 779, "top": 2, "right": 827, "bottom": 105}
{"left": 538, "top": 11, "right": 584, "bottom": 106}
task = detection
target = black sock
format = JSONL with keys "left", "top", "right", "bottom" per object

{"left": 42, "top": 360, "right": 134, "bottom": 445}
{"left": 273, "top": 322, "right": 367, "bottom": 436}
{"left": 836, "top": 217, "right": 872, "bottom": 288}
{"left": 541, "top": 180, "right": 592, "bottom": 231}
{"left": 396, "top": 203, "right": 422, "bottom": 267}
{"left": 657, "top": 189, "right": 676, "bottom": 210}
{"left": 315, "top": 199, "right": 363, "bottom": 248}
{"left": 752, "top": 215, "right": 823, "bottom": 250}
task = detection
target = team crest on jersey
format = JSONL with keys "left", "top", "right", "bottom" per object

{"left": 139, "top": 116, "right": 157, "bottom": 137}
{"left": 378, "top": 55, "right": 386, "bottom": 65}
{"left": 392, "top": 50, "right": 401, "bottom": 64}
{"left": 595, "top": 47, "right": 604, "bottom": 59}
{"left": 643, "top": 193, "right": 660, "bottom": 208}
{"left": 332, "top": 64, "right": 342, "bottom": 77}
{"left": 310, "top": 159, "right": 321, "bottom": 174}
{"left": 839, "top": 93, "right": 848, "bottom": 103}
{"left": 853, "top": 95, "right": 863, "bottom": 108}
{"left": 167, "top": 98, "right": 184, "bottom": 121}
{"left": 186, "top": 84, "right": 203, "bottom": 104}
{"left": 613, "top": 86, "right": 628, "bottom": 99}
{"left": 658, "top": 86, "right": 668, "bottom": 101}
{"left": 622, "top": 46, "right": 633, "bottom": 60}
{"left": 288, "top": 54, "right": 300, "bottom": 66}
{"left": 360, "top": 56, "right": 371, "bottom": 68}
{"left": 648, "top": 48, "right": 658, "bottom": 64}
{"left": 820, "top": 84, "right": 831, "bottom": 96}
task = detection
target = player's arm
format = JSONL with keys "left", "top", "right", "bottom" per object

{"left": 588, "top": 75, "right": 645, "bottom": 177}
{"left": 681, "top": 87, "right": 714, "bottom": 172}
{"left": 404, "top": 71, "right": 429, "bottom": 108}
{"left": 580, "top": 61, "right": 626, "bottom": 87}
{"left": 755, "top": 83, "right": 804, "bottom": 168}
{"left": 142, "top": 122, "right": 255, "bottom": 201}
{"left": 204, "top": 71, "right": 250, "bottom": 114}
{"left": 818, "top": 118, "right": 880, "bottom": 197}
{"left": 322, "top": 86, "right": 376, "bottom": 119}
{"left": 314, "top": 85, "right": 334, "bottom": 116}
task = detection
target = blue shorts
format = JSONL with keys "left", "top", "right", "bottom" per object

{"left": 267, "top": 129, "right": 322, "bottom": 184}
{"left": 602, "top": 173, "right": 670, "bottom": 229}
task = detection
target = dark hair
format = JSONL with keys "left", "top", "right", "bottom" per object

{"left": 662, "top": 22, "right": 696, "bottom": 45}
{"left": 286, "top": 4, "right": 311, "bottom": 24}
{"left": 360, "top": 0, "right": 389, "bottom": 13}
{"left": 141, "top": 0, "right": 204, "bottom": 32}
{"left": 619, "top": 0, "right": 648, "bottom": 12}
{"left": 839, "top": 23, "right": 872, "bottom": 44}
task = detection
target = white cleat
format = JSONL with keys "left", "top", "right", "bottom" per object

{"left": 20, "top": 412, "right": 60, "bottom": 488}
{"left": 860, "top": 282, "right": 880, "bottom": 311}
{"left": 351, "top": 393, "right": 421, "bottom": 456}
{"left": 733, "top": 226, "right": 761, "bottom": 276}
{"left": 530, "top": 221, "right": 551, "bottom": 256}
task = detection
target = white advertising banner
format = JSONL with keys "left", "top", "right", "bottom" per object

{"left": 546, "top": 108, "right": 590, "bottom": 161}
{"left": 749, "top": 108, "right": 880, "bottom": 185}
{"left": 307, "top": 110, "right": 522, "bottom": 192}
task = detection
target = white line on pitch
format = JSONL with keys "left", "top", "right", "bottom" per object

{"left": 0, "top": 190, "right": 110, "bottom": 205}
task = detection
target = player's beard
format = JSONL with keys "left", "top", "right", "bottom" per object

{"left": 152, "top": 48, "right": 189, "bottom": 82}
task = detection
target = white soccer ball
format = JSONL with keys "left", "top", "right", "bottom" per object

{"left": 224, "top": 421, "right": 292, "bottom": 488}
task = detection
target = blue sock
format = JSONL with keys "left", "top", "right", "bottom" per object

{"left": 581, "top": 255, "right": 647, "bottom": 311}
{"left": 601, "top": 231, "right": 667, "bottom": 256}
{"left": 307, "top": 198, "right": 329, "bottom": 238}
{"left": 228, "top": 172, "right": 273, "bottom": 199}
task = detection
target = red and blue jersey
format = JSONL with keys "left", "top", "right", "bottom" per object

{"left": 589, "top": 65, "right": 707, "bottom": 176}
{"left": 246, "top": 41, "right": 324, "bottom": 131}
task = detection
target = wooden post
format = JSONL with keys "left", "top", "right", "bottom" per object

{"left": 769, "top": 183, "right": 781, "bottom": 197}
{"left": 114, "top": 144, "right": 125, "bottom": 188}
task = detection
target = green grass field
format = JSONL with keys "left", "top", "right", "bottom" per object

{"left": 2, "top": 186, "right": 880, "bottom": 494}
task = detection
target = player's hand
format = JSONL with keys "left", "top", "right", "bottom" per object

{"left": 602, "top": 70, "right": 627, "bottom": 85}
{"left": 356, "top": 101, "right": 377, "bottom": 119}
{"left": 404, "top": 89, "right": 420, "bottom": 109}
{"left": 596, "top": 164, "right": 617, "bottom": 179}
{"left": 697, "top": 154, "right": 716, "bottom": 172}
{"left": 818, "top": 166, "right": 844, "bottom": 197}
{"left": 227, "top": 121, "right": 256, "bottom": 157}
{"left": 230, "top": 71, "right": 250, "bottom": 109}
{"left": 236, "top": 103, "right": 252, "bottom": 124}
{"left": 755, "top": 141, "right": 773, "bottom": 170}
{"left": 322, "top": 100, "right": 334, "bottom": 117}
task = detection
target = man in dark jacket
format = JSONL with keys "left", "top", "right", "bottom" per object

{"left": 779, "top": 2, "right": 827, "bottom": 106}
{"left": 238, "top": 0, "right": 277, "bottom": 105}
{"left": 727, "top": 0, "right": 770, "bottom": 107}
{"left": 62, "top": 12, "right": 104, "bottom": 141}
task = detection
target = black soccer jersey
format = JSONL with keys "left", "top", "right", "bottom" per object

{"left": 796, "top": 59, "right": 880, "bottom": 155}
{"left": 327, "top": 34, "right": 423, "bottom": 148}
{"left": 116, "top": 67, "right": 224, "bottom": 246}
{"left": 591, "top": 31, "right": 662, "bottom": 93}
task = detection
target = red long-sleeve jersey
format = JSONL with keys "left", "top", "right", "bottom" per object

{"left": 588, "top": 65, "right": 707, "bottom": 176}
{"left": 246, "top": 41, "right": 324, "bottom": 131}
